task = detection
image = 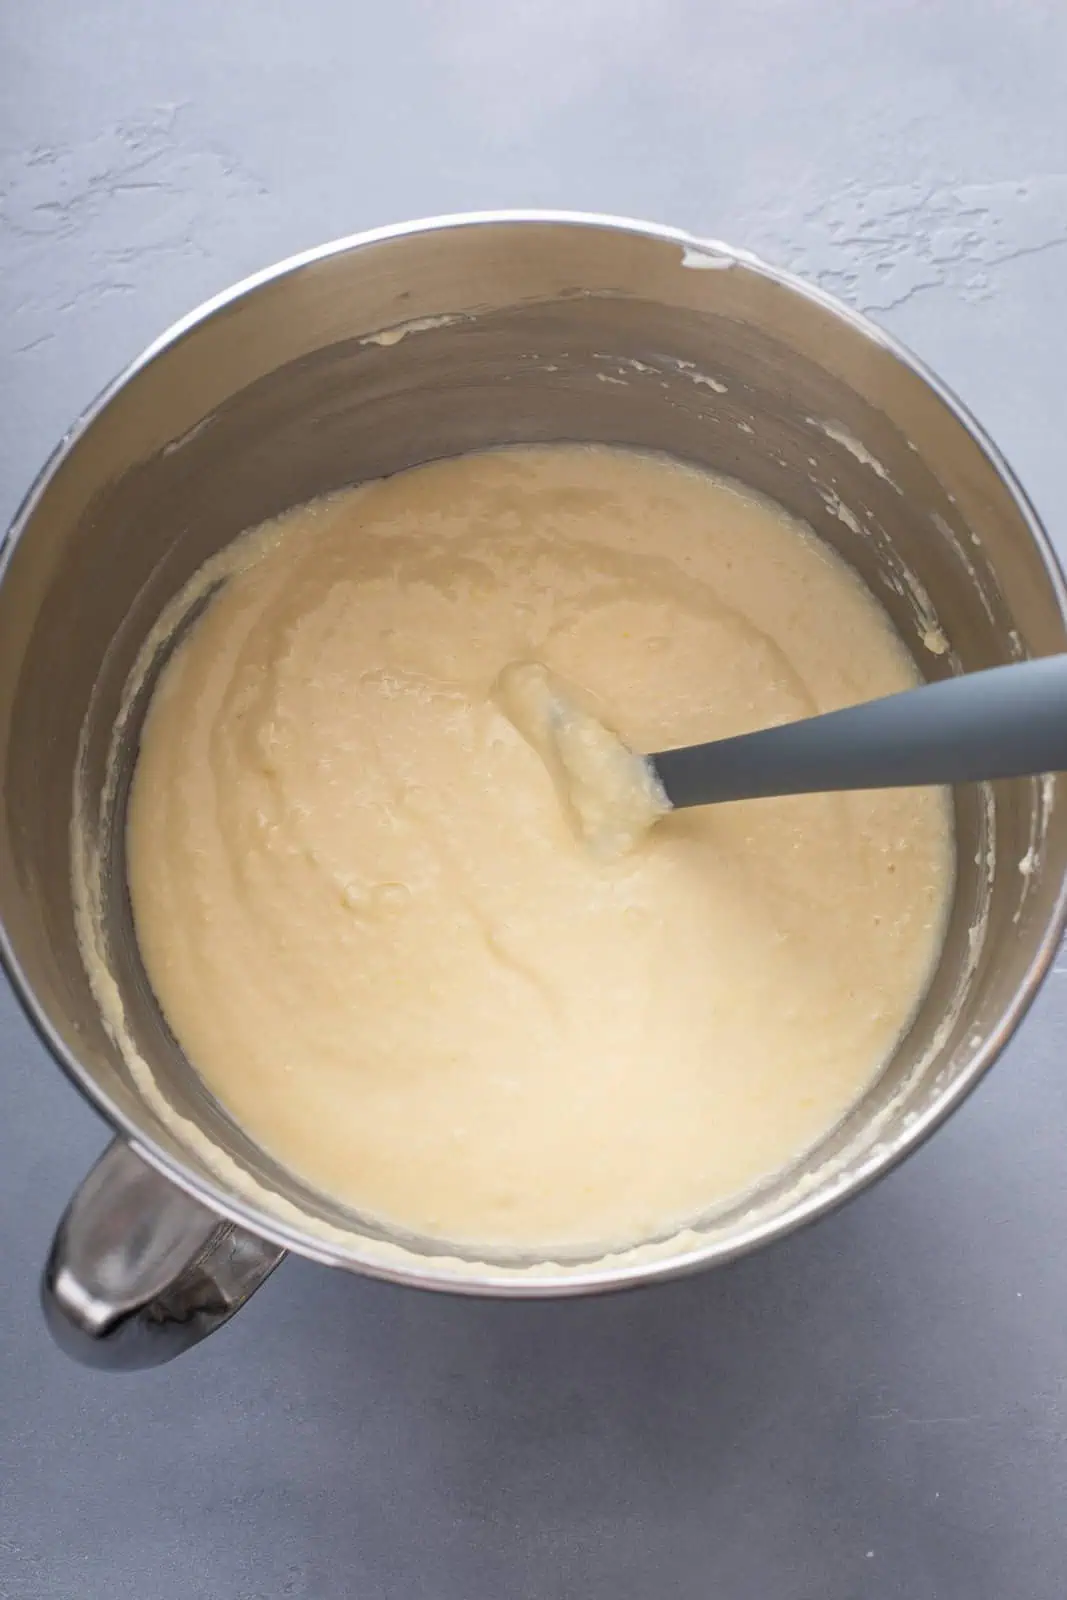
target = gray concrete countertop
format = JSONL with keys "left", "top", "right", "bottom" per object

{"left": 3, "top": 4, "right": 1067, "bottom": 1596}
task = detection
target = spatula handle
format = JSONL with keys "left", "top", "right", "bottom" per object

{"left": 651, "top": 655, "right": 1067, "bottom": 809}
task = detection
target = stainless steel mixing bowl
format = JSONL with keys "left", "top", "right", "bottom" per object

{"left": 3, "top": 212, "right": 1065, "bottom": 1368}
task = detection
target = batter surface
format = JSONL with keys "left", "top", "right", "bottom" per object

{"left": 127, "top": 445, "right": 952, "bottom": 1255}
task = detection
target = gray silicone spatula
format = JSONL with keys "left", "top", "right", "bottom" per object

{"left": 650, "top": 655, "right": 1067, "bottom": 809}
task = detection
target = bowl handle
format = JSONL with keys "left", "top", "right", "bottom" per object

{"left": 41, "top": 1138, "right": 286, "bottom": 1369}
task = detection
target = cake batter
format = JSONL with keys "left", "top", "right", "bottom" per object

{"left": 126, "top": 445, "right": 953, "bottom": 1255}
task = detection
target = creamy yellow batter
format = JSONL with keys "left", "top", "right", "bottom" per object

{"left": 126, "top": 445, "right": 953, "bottom": 1256}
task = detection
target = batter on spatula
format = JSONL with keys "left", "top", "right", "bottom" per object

{"left": 125, "top": 444, "right": 953, "bottom": 1255}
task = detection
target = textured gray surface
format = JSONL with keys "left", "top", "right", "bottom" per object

{"left": 3, "top": 3, "right": 1067, "bottom": 1596}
